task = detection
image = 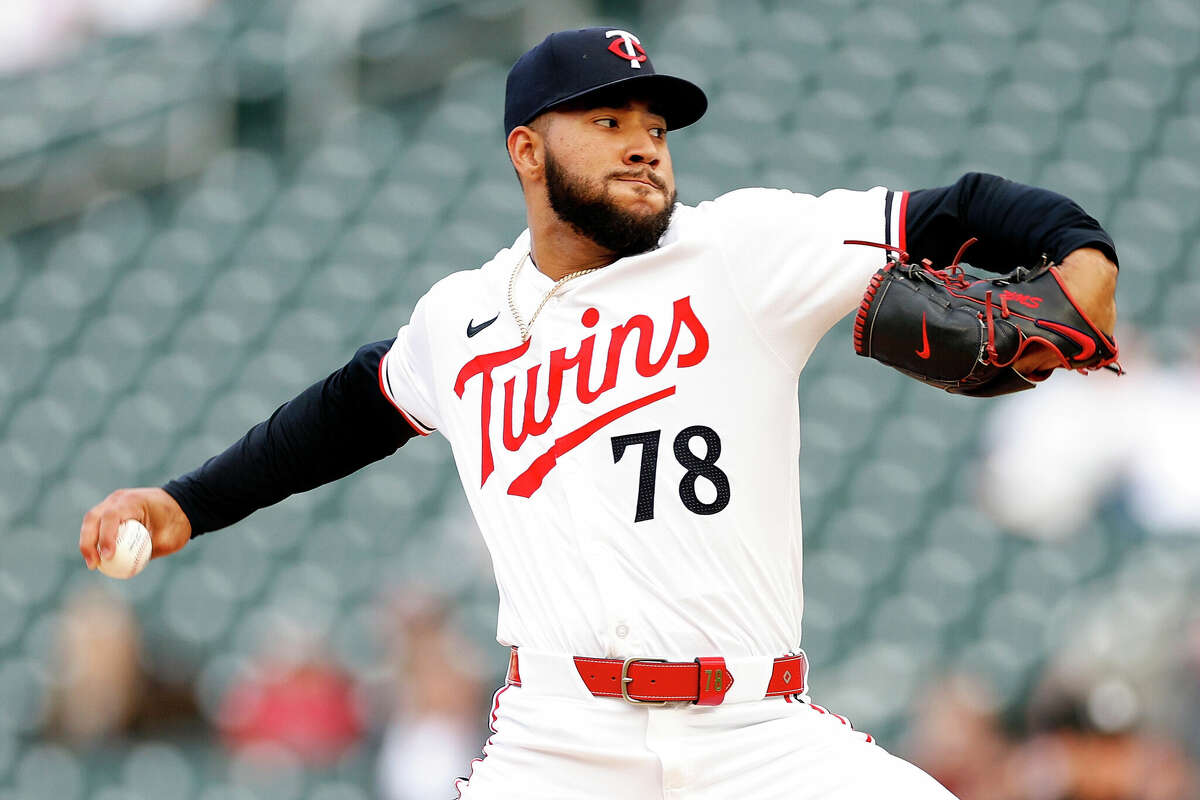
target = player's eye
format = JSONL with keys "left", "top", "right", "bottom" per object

{"left": 595, "top": 118, "right": 618, "bottom": 128}
{"left": 650, "top": 126, "right": 666, "bottom": 139}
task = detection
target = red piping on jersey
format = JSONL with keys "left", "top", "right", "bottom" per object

{"left": 897, "top": 190, "right": 909, "bottom": 253}
{"left": 454, "top": 684, "right": 509, "bottom": 799}
{"left": 377, "top": 351, "right": 430, "bottom": 436}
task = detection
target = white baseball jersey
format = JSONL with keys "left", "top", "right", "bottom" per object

{"left": 381, "top": 186, "right": 906, "bottom": 662}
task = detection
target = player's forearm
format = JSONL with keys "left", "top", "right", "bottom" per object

{"left": 162, "top": 339, "right": 418, "bottom": 537}
{"left": 904, "top": 172, "right": 1118, "bottom": 272}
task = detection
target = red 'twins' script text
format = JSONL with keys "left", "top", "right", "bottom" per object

{"left": 453, "top": 297, "right": 709, "bottom": 497}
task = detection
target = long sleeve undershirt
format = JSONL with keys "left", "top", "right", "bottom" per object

{"left": 162, "top": 340, "right": 417, "bottom": 536}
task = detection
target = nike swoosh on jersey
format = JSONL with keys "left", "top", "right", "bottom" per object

{"left": 915, "top": 312, "right": 931, "bottom": 359}
{"left": 467, "top": 313, "right": 500, "bottom": 338}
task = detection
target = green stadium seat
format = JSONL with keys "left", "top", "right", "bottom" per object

{"left": 950, "top": 122, "right": 1039, "bottom": 182}
{"left": 108, "top": 267, "right": 187, "bottom": 341}
{"left": 901, "top": 546, "right": 982, "bottom": 625}
{"left": 817, "top": 45, "right": 903, "bottom": 112}
{"left": 102, "top": 392, "right": 180, "bottom": 470}
{"left": 867, "top": 593, "right": 948, "bottom": 658}
{"left": 6, "top": 397, "right": 81, "bottom": 479}
{"left": 417, "top": 100, "right": 496, "bottom": 154}
{"left": 987, "top": 81, "right": 1063, "bottom": 155}
{"left": 862, "top": 126, "right": 945, "bottom": 188}
{"left": 1108, "top": 36, "right": 1181, "bottom": 108}
{"left": 295, "top": 145, "right": 378, "bottom": 203}
{"left": 657, "top": 13, "right": 743, "bottom": 67}
{"left": 1036, "top": 2, "right": 1119, "bottom": 68}
{"left": 1162, "top": 114, "right": 1200, "bottom": 159}
{"left": 41, "top": 356, "right": 114, "bottom": 435}
{"left": 890, "top": 85, "right": 975, "bottom": 151}
{"left": 0, "top": 442, "right": 40, "bottom": 527}
{"left": 925, "top": 505, "right": 1005, "bottom": 581}
{"left": 320, "top": 107, "right": 404, "bottom": 172}
{"left": 1109, "top": 197, "right": 1186, "bottom": 272}
{"left": 202, "top": 149, "right": 279, "bottom": 215}
{"left": 0, "top": 112, "right": 48, "bottom": 191}
{"left": 162, "top": 564, "right": 237, "bottom": 646}
{"left": 136, "top": 353, "right": 215, "bottom": 431}
{"left": 75, "top": 312, "right": 154, "bottom": 391}
{"left": 234, "top": 224, "right": 316, "bottom": 296}
{"left": 295, "top": 262, "right": 377, "bottom": 331}
{"left": 197, "top": 515, "right": 270, "bottom": 593}
{"left": 173, "top": 186, "right": 256, "bottom": 247}
{"left": 981, "top": 590, "right": 1050, "bottom": 660}
{"left": 845, "top": 462, "right": 927, "bottom": 540}
{"left": 1083, "top": 79, "right": 1159, "bottom": 151}
{"left": 790, "top": 89, "right": 876, "bottom": 154}
{"left": 15, "top": 272, "right": 90, "bottom": 349}
{"left": 138, "top": 227, "right": 223, "bottom": 303}
{"left": 11, "top": 744, "right": 83, "bottom": 800}
{"left": 385, "top": 140, "right": 472, "bottom": 205}
{"left": 121, "top": 743, "right": 194, "bottom": 800}
{"left": 263, "top": 185, "right": 353, "bottom": 253}
{"left": 66, "top": 436, "right": 140, "bottom": 496}
{"left": 873, "top": 413, "right": 955, "bottom": 481}
{"left": 0, "top": 239, "right": 20, "bottom": 310}
{"left": 1135, "top": 156, "right": 1200, "bottom": 229}
{"left": 823, "top": 506, "right": 909, "bottom": 582}
{"left": 932, "top": 4, "right": 1023, "bottom": 68}
{"left": 92, "top": 71, "right": 170, "bottom": 150}
{"left": 264, "top": 307, "right": 346, "bottom": 374}
{"left": 201, "top": 267, "right": 286, "bottom": 341}
{"left": 953, "top": 635, "right": 1030, "bottom": 706}
{"left": 719, "top": 51, "right": 807, "bottom": 114}
{"left": 1010, "top": 39, "right": 1089, "bottom": 107}
{"left": 79, "top": 193, "right": 153, "bottom": 266}
{"left": 837, "top": 6, "right": 924, "bottom": 49}
{"left": 202, "top": 388, "right": 278, "bottom": 445}
{"left": 1059, "top": 118, "right": 1136, "bottom": 187}
{"left": 1041, "top": 159, "right": 1113, "bottom": 221}
{"left": 1006, "top": 547, "right": 1089, "bottom": 605}
{"left": 802, "top": 550, "right": 870, "bottom": 638}
{"left": 169, "top": 310, "right": 255, "bottom": 387}
{"left": 1132, "top": 0, "right": 1200, "bottom": 66}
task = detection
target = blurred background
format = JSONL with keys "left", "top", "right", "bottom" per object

{"left": 0, "top": 0, "right": 1197, "bottom": 798}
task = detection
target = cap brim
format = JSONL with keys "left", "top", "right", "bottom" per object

{"left": 534, "top": 73, "right": 708, "bottom": 132}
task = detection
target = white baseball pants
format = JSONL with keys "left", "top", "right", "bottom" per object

{"left": 454, "top": 650, "right": 959, "bottom": 800}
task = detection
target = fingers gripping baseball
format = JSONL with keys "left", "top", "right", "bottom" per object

{"left": 79, "top": 487, "right": 191, "bottom": 571}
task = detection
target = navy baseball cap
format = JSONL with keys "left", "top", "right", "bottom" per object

{"left": 504, "top": 27, "right": 708, "bottom": 136}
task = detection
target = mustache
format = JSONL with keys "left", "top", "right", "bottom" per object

{"left": 609, "top": 169, "right": 667, "bottom": 192}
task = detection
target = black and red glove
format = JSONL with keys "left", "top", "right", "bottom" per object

{"left": 848, "top": 239, "right": 1121, "bottom": 397}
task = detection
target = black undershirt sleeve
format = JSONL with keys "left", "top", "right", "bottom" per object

{"left": 903, "top": 172, "right": 1118, "bottom": 273}
{"left": 162, "top": 339, "right": 419, "bottom": 537}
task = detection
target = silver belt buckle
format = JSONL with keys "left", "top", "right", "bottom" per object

{"left": 621, "top": 657, "right": 668, "bottom": 705}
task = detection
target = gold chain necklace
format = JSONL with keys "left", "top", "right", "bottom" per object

{"left": 507, "top": 250, "right": 599, "bottom": 342}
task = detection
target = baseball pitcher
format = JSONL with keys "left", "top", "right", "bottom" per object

{"left": 80, "top": 27, "right": 1118, "bottom": 799}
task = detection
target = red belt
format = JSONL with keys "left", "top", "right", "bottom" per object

{"left": 506, "top": 647, "right": 807, "bottom": 706}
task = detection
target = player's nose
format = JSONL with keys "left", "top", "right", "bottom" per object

{"left": 622, "top": 129, "right": 662, "bottom": 168}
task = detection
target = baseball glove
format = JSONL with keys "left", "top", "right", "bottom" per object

{"left": 847, "top": 238, "right": 1121, "bottom": 397}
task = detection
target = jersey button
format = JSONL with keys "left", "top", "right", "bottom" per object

{"left": 615, "top": 624, "right": 629, "bottom": 639}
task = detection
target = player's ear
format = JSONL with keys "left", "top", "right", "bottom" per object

{"left": 508, "top": 124, "right": 545, "bottom": 186}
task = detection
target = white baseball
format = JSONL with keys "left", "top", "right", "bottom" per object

{"left": 98, "top": 519, "right": 153, "bottom": 579}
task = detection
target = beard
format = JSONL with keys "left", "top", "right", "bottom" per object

{"left": 544, "top": 149, "right": 677, "bottom": 257}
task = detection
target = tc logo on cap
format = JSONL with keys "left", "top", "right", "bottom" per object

{"left": 606, "top": 29, "right": 647, "bottom": 69}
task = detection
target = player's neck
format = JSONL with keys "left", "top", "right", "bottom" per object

{"left": 528, "top": 224, "right": 618, "bottom": 280}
